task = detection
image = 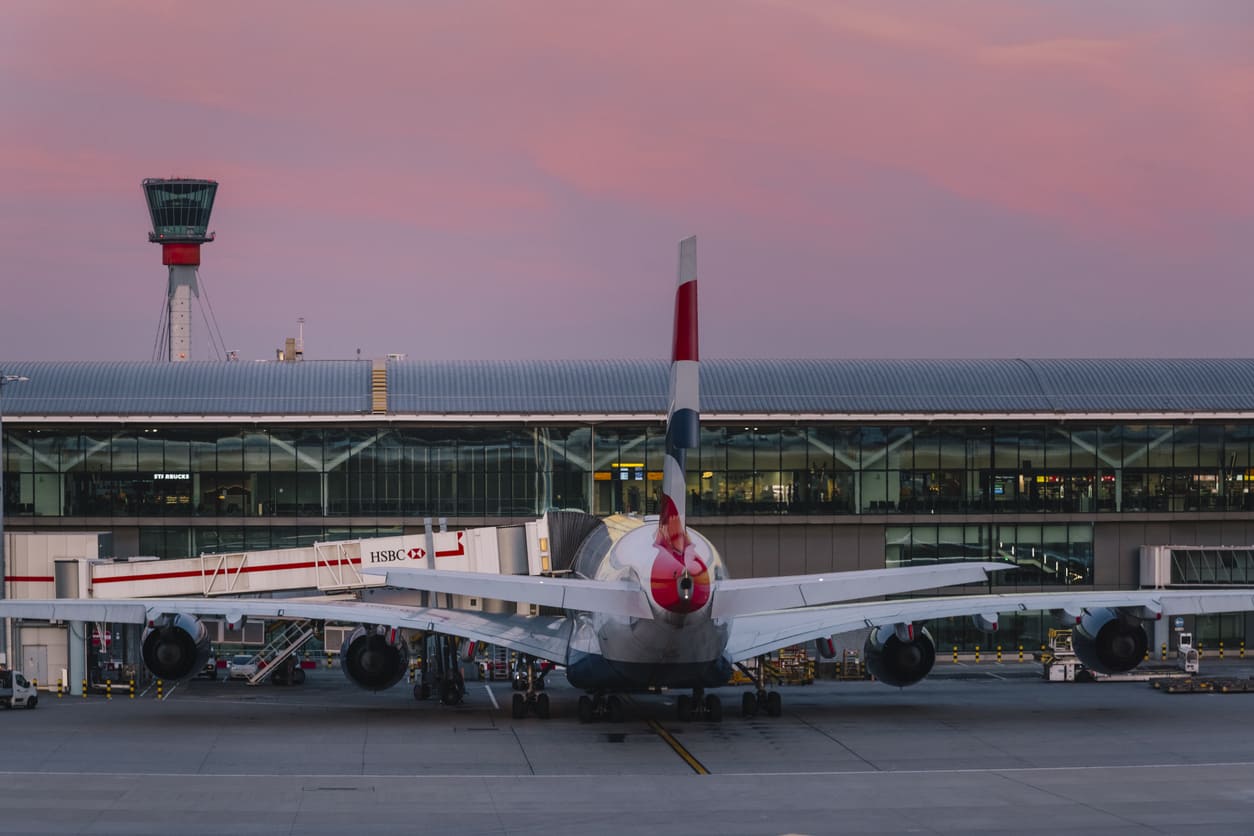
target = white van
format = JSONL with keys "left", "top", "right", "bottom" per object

{"left": 0, "top": 670, "right": 38, "bottom": 709}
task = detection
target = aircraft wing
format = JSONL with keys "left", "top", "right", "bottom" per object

{"left": 0, "top": 598, "right": 573, "bottom": 665}
{"left": 724, "top": 588, "right": 1254, "bottom": 662}
{"left": 360, "top": 565, "right": 654, "bottom": 619}
{"left": 711, "top": 562, "right": 1011, "bottom": 618}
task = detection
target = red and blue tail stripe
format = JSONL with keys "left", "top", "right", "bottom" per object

{"left": 663, "top": 236, "right": 699, "bottom": 529}
{"left": 651, "top": 237, "right": 710, "bottom": 613}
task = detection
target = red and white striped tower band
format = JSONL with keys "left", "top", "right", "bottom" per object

{"left": 142, "top": 178, "right": 218, "bottom": 362}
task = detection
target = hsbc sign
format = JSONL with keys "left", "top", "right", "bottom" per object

{"left": 367, "top": 547, "right": 426, "bottom": 564}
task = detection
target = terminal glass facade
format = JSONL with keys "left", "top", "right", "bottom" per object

{"left": 4, "top": 420, "right": 1254, "bottom": 565}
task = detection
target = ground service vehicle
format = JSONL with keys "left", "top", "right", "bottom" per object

{"left": 0, "top": 670, "right": 38, "bottom": 709}
{"left": 226, "top": 655, "right": 258, "bottom": 680}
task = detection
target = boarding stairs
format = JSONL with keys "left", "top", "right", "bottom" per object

{"left": 246, "top": 620, "right": 316, "bottom": 685}
{"left": 486, "top": 645, "right": 510, "bottom": 681}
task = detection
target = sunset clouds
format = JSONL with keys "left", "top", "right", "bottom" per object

{"left": 2, "top": 1, "right": 1252, "bottom": 361}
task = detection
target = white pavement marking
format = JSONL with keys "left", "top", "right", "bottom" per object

{"left": 484, "top": 683, "right": 499, "bottom": 709}
{"left": 6, "top": 762, "right": 1254, "bottom": 780}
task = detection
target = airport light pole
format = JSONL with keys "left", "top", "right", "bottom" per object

{"left": 0, "top": 373, "right": 30, "bottom": 668}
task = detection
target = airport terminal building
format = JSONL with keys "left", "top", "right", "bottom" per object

{"left": 5, "top": 357, "right": 1254, "bottom": 647}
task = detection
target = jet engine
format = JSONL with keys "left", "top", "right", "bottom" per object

{"left": 864, "top": 624, "right": 935, "bottom": 687}
{"left": 340, "top": 626, "right": 410, "bottom": 691}
{"left": 1071, "top": 608, "right": 1147, "bottom": 675}
{"left": 141, "top": 613, "right": 212, "bottom": 681}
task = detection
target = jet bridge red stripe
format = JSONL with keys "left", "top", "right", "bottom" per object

{"left": 91, "top": 558, "right": 361, "bottom": 584}
{"left": 4, "top": 575, "right": 55, "bottom": 583}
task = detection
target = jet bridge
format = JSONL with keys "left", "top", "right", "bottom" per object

{"left": 83, "top": 520, "right": 551, "bottom": 600}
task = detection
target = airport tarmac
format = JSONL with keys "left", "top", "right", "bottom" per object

{"left": 3, "top": 663, "right": 1254, "bottom": 835}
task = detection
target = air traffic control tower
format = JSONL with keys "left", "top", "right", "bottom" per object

{"left": 143, "top": 178, "right": 218, "bottom": 362}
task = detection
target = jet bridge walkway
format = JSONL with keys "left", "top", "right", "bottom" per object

{"left": 83, "top": 519, "right": 552, "bottom": 600}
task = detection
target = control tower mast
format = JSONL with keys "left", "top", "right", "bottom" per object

{"left": 142, "top": 178, "right": 218, "bottom": 362}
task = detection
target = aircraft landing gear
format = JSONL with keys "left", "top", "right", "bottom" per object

{"left": 576, "top": 693, "right": 625, "bottom": 723}
{"left": 676, "top": 688, "right": 722, "bottom": 723}
{"left": 509, "top": 656, "right": 552, "bottom": 720}
{"left": 740, "top": 688, "right": 782, "bottom": 717}
{"left": 737, "top": 658, "right": 782, "bottom": 718}
{"left": 413, "top": 633, "right": 465, "bottom": 706}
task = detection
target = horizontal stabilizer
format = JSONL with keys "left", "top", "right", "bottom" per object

{"left": 712, "top": 562, "right": 1010, "bottom": 619}
{"left": 362, "top": 566, "right": 653, "bottom": 619}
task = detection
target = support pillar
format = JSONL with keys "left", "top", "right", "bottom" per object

{"left": 68, "top": 621, "right": 86, "bottom": 697}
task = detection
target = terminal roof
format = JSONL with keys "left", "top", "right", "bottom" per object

{"left": 4, "top": 358, "right": 1254, "bottom": 419}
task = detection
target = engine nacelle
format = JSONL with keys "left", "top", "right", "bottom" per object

{"left": 815, "top": 637, "right": 837, "bottom": 659}
{"left": 340, "top": 626, "right": 410, "bottom": 691}
{"left": 864, "top": 624, "right": 936, "bottom": 688}
{"left": 1071, "top": 608, "right": 1148, "bottom": 674}
{"left": 141, "top": 613, "right": 211, "bottom": 681}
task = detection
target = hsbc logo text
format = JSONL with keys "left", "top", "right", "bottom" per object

{"left": 368, "top": 547, "right": 426, "bottom": 564}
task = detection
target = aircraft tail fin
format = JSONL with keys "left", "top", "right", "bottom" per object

{"left": 659, "top": 236, "right": 699, "bottom": 542}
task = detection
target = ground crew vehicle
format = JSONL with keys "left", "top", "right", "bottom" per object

{"left": 0, "top": 670, "right": 38, "bottom": 709}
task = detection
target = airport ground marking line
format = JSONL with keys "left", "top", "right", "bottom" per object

{"left": 646, "top": 719, "right": 710, "bottom": 775}
{"left": 484, "top": 684, "right": 499, "bottom": 710}
{"left": 8, "top": 762, "right": 1254, "bottom": 781}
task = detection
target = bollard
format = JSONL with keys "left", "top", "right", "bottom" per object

{"left": 32, "top": 678, "right": 38, "bottom": 690}
{"left": 952, "top": 646, "right": 958, "bottom": 663}
{"left": 975, "top": 645, "right": 981, "bottom": 663}
{"left": 1161, "top": 642, "right": 1167, "bottom": 661}
{"left": 130, "top": 679, "right": 135, "bottom": 700}
{"left": 1220, "top": 641, "right": 1225, "bottom": 660}
{"left": 82, "top": 678, "right": 87, "bottom": 699}
{"left": 1018, "top": 645, "right": 1024, "bottom": 663}
{"left": 157, "top": 679, "right": 163, "bottom": 700}
{"left": 996, "top": 645, "right": 1002, "bottom": 663}
{"left": 1198, "top": 643, "right": 1204, "bottom": 659}
{"left": 106, "top": 681, "right": 112, "bottom": 701}
{"left": 57, "top": 678, "right": 63, "bottom": 699}
{"left": 327, "top": 657, "right": 333, "bottom": 669}
{"left": 1242, "top": 642, "right": 1246, "bottom": 660}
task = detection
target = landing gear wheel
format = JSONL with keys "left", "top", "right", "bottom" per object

{"left": 704, "top": 694, "right": 722, "bottom": 722}
{"left": 578, "top": 695, "right": 594, "bottom": 724}
{"left": 676, "top": 694, "right": 692, "bottom": 722}
{"left": 512, "top": 692, "right": 527, "bottom": 719}
{"left": 606, "top": 694, "right": 625, "bottom": 723}
{"left": 535, "top": 692, "right": 551, "bottom": 720}
{"left": 440, "top": 680, "right": 463, "bottom": 706}
{"left": 741, "top": 692, "right": 758, "bottom": 717}
{"left": 765, "top": 690, "right": 782, "bottom": 717}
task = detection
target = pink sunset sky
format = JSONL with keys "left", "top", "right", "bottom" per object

{"left": 2, "top": 1, "right": 1252, "bottom": 362}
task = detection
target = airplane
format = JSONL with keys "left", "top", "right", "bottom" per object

{"left": 4, "top": 236, "right": 1254, "bottom": 723}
